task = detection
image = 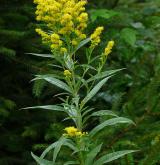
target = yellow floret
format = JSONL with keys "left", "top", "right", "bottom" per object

{"left": 64, "top": 70, "right": 72, "bottom": 77}
{"left": 60, "top": 47, "right": 68, "bottom": 53}
{"left": 71, "top": 40, "right": 78, "bottom": 46}
{"left": 90, "top": 26, "right": 104, "bottom": 48}
{"left": 104, "top": 40, "right": 115, "bottom": 57}
{"left": 51, "top": 33, "right": 60, "bottom": 41}
{"left": 64, "top": 126, "right": 87, "bottom": 137}
{"left": 64, "top": 126, "right": 78, "bottom": 137}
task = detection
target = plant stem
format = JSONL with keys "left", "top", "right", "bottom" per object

{"left": 76, "top": 138, "right": 85, "bottom": 165}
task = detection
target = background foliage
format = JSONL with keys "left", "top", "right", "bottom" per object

{"left": 0, "top": 0, "right": 160, "bottom": 164}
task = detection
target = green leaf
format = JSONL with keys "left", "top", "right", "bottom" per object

{"left": 80, "top": 64, "right": 97, "bottom": 71}
{"left": 83, "top": 110, "right": 118, "bottom": 129}
{"left": 64, "top": 105, "right": 79, "bottom": 124}
{"left": 52, "top": 137, "right": 68, "bottom": 163}
{"left": 91, "top": 110, "right": 118, "bottom": 117}
{"left": 75, "top": 38, "right": 91, "bottom": 52}
{"left": 64, "top": 54, "right": 74, "bottom": 70}
{"left": 64, "top": 140, "right": 78, "bottom": 153}
{"left": 87, "top": 69, "right": 124, "bottom": 83}
{"left": 40, "top": 137, "right": 70, "bottom": 161}
{"left": 40, "top": 141, "right": 58, "bottom": 159}
{"left": 93, "top": 150, "right": 137, "bottom": 165}
{"left": 90, "top": 117, "right": 135, "bottom": 137}
{"left": 81, "top": 76, "right": 113, "bottom": 107}
{"left": 34, "top": 75, "right": 72, "bottom": 93}
{"left": 22, "top": 105, "right": 64, "bottom": 112}
{"left": 82, "top": 108, "right": 95, "bottom": 117}
{"left": 64, "top": 161, "right": 79, "bottom": 165}
{"left": 32, "top": 74, "right": 63, "bottom": 80}
{"left": 89, "top": 9, "right": 119, "bottom": 22}
{"left": 120, "top": 28, "right": 137, "bottom": 46}
{"left": 76, "top": 76, "right": 89, "bottom": 90}
{"left": 26, "top": 53, "right": 53, "bottom": 58}
{"left": 31, "top": 152, "right": 53, "bottom": 165}
{"left": 85, "top": 143, "right": 103, "bottom": 165}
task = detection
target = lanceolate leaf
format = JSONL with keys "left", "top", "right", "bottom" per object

{"left": 91, "top": 110, "right": 118, "bottom": 117}
{"left": 82, "top": 108, "right": 95, "bottom": 117}
{"left": 26, "top": 53, "right": 54, "bottom": 58}
{"left": 41, "top": 141, "right": 58, "bottom": 159}
{"left": 75, "top": 38, "right": 91, "bottom": 52}
{"left": 32, "top": 74, "right": 62, "bottom": 80}
{"left": 85, "top": 143, "right": 103, "bottom": 165}
{"left": 93, "top": 150, "right": 137, "bottom": 165}
{"left": 40, "top": 138, "right": 77, "bottom": 160}
{"left": 87, "top": 69, "right": 124, "bottom": 83}
{"left": 64, "top": 161, "right": 79, "bottom": 165}
{"left": 31, "top": 152, "right": 53, "bottom": 165}
{"left": 22, "top": 105, "right": 64, "bottom": 112}
{"left": 90, "top": 117, "right": 135, "bottom": 137}
{"left": 81, "top": 76, "right": 113, "bottom": 107}
{"left": 34, "top": 75, "right": 72, "bottom": 93}
{"left": 80, "top": 64, "right": 97, "bottom": 71}
{"left": 52, "top": 137, "right": 69, "bottom": 164}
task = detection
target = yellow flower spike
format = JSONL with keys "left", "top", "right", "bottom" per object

{"left": 51, "top": 44, "right": 59, "bottom": 50}
{"left": 51, "top": 33, "right": 60, "bottom": 41}
{"left": 104, "top": 40, "right": 115, "bottom": 57}
{"left": 35, "top": 28, "right": 50, "bottom": 43}
{"left": 34, "top": 0, "right": 90, "bottom": 54}
{"left": 90, "top": 26, "right": 104, "bottom": 48}
{"left": 108, "top": 40, "right": 115, "bottom": 48}
{"left": 64, "top": 70, "right": 72, "bottom": 78}
{"left": 77, "top": 13, "right": 88, "bottom": 23}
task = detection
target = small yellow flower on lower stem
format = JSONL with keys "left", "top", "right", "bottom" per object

{"left": 64, "top": 126, "right": 78, "bottom": 137}
{"left": 64, "top": 70, "right": 72, "bottom": 78}
{"left": 64, "top": 126, "right": 87, "bottom": 137}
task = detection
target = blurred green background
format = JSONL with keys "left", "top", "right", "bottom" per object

{"left": 0, "top": 0, "right": 160, "bottom": 164}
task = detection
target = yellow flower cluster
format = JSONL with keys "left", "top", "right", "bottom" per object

{"left": 34, "top": 0, "right": 88, "bottom": 53}
{"left": 64, "top": 70, "right": 72, "bottom": 78}
{"left": 63, "top": 126, "right": 87, "bottom": 137}
{"left": 35, "top": 28, "right": 50, "bottom": 43}
{"left": 90, "top": 26, "right": 104, "bottom": 48}
{"left": 104, "top": 40, "right": 115, "bottom": 57}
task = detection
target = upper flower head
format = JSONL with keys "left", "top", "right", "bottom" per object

{"left": 104, "top": 40, "right": 115, "bottom": 57}
{"left": 34, "top": 0, "right": 88, "bottom": 53}
{"left": 90, "top": 26, "right": 104, "bottom": 48}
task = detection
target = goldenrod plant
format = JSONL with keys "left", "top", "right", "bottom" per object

{"left": 24, "top": 0, "right": 137, "bottom": 164}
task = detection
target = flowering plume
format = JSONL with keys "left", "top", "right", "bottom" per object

{"left": 34, "top": 0, "right": 88, "bottom": 53}
{"left": 104, "top": 40, "right": 115, "bottom": 57}
{"left": 90, "top": 26, "right": 104, "bottom": 48}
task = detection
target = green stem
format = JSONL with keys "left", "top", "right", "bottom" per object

{"left": 77, "top": 110, "right": 83, "bottom": 131}
{"left": 77, "top": 138, "right": 85, "bottom": 165}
